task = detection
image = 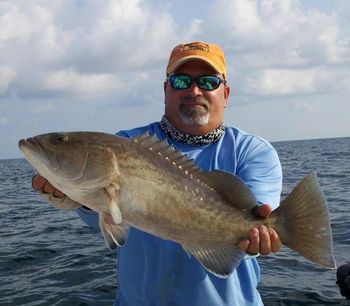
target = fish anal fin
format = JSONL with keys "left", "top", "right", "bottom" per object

{"left": 99, "top": 213, "right": 129, "bottom": 250}
{"left": 183, "top": 243, "right": 245, "bottom": 278}
{"left": 199, "top": 171, "right": 258, "bottom": 210}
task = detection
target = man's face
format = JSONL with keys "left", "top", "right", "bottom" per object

{"left": 164, "top": 60, "right": 230, "bottom": 135}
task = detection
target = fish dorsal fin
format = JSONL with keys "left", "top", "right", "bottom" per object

{"left": 132, "top": 133, "right": 258, "bottom": 210}
{"left": 184, "top": 243, "right": 245, "bottom": 278}
{"left": 132, "top": 132, "right": 201, "bottom": 174}
{"left": 198, "top": 170, "right": 258, "bottom": 210}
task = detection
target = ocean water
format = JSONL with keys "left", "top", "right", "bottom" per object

{"left": 1, "top": 137, "right": 349, "bottom": 305}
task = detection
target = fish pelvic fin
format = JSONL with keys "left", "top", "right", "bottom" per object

{"left": 274, "top": 172, "right": 336, "bottom": 268}
{"left": 183, "top": 243, "right": 245, "bottom": 278}
{"left": 99, "top": 213, "right": 129, "bottom": 250}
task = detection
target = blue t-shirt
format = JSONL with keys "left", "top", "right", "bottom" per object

{"left": 76, "top": 122, "right": 282, "bottom": 306}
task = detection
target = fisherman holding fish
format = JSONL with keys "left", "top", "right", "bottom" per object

{"left": 27, "top": 41, "right": 335, "bottom": 306}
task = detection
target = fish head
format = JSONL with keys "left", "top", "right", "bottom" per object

{"left": 18, "top": 132, "right": 120, "bottom": 191}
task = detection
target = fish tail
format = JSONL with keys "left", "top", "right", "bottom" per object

{"left": 273, "top": 172, "right": 336, "bottom": 268}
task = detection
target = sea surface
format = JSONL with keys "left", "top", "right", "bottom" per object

{"left": 1, "top": 137, "right": 349, "bottom": 305}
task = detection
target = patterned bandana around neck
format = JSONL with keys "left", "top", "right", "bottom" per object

{"left": 159, "top": 116, "right": 225, "bottom": 146}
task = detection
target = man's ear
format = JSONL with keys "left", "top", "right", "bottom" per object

{"left": 224, "top": 85, "right": 230, "bottom": 107}
{"left": 163, "top": 81, "right": 169, "bottom": 105}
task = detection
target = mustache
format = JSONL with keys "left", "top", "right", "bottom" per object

{"left": 180, "top": 96, "right": 209, "bottom": 109}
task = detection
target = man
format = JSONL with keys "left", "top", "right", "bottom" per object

{"left": 32, "top": 41, "right": 282, "bottom": 305}
{"left": 337, "top": 262, "right": 350, "bottom": 299}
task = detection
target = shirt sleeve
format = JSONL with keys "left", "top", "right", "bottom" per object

{"left": 76, "top": 207, "right": 100, "bottom": 232}
{"left": 236, "top": 138, "right": 282, "bottom": 210}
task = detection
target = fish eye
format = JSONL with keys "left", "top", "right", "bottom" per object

{"left": 55, "top": 134, "right": 68, "bottom": 144}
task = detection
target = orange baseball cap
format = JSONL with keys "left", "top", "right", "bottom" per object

{"left": 166, "top": 41, "right": 227, "bottom": 79}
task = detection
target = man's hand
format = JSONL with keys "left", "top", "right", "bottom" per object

{"left": 32, "top": 175, "right": 65, "bottom": 198}
{"left": 32, "top": 174, "right": 82, "bottom": 209}
{"left": 238, "top": 204, "right": 281, "bottom": 256}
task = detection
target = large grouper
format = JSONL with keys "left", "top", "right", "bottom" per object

{"left": 18, "top": 131, "right": 336, "bottom": 277}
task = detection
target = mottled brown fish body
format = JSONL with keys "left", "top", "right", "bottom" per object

{"left": 113, "top": 136, "right": 262, "bottom": 244}
{"left": 19, "top": 132, "right": 336, "bottom": 277}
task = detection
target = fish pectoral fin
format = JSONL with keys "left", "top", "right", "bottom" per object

{"left": 99, "top": 213, "right": 129, "bottom": 250}
{"left": 104, "top": 183, "right": 122, "bottom": 224}
{"left": 109, "top": 199, "right": 122, "bottom": 224}
{"left": 183, "top": 243, "right": 245, "bottom": 278}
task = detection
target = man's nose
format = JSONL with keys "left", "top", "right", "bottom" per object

{"left": 188, "top": 81, "right": 203, "bottom": 95}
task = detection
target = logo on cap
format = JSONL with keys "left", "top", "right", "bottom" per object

{"left": 183, "top": 42, "right": 209, "bottom": 52}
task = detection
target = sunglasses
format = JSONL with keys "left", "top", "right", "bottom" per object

{"left": 167, "top": 74, "right": 226, "bottom": 91}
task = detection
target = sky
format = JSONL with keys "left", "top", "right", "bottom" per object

{"left": 0, "top": 0, "right": 349, "bottom": 159}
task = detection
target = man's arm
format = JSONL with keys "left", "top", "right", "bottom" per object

{"left": 235, "top": 137, "right": 283, "bottom": 256}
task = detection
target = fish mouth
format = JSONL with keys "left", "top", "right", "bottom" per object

{"left": 19, "top": 137, "right": 45, "bottom": 155}
{"left": 19, "top": 136, "right": 62, "bottom": 178}
{"left": 18, "top": 137, "right": 49, "bottom": 168}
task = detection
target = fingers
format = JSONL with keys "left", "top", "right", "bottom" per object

{"left": 239, "top": 204, "right": 282, "bottom": 256}
{"left": 269, "top": 228, "right": 282, "bottom": 253}
{"left": 42, "top": 181, "right": 55, "bottom": 194}
{"left": 32, "top": 174, "right": 65, "bottom": 198}
{"left": 32, "top": 174, "right": 77, "bottom": 209}
{"left": 259, "top": 226, "right": 271, "bottom": 255}
{"left": 238, "top": 228, "right": 259, "bottom": 254}
{"left": 53, "top": 189, "right": 65, "bottom": 198}
{"left": 239, "top": 226, "right": 281, "bottom": 256}
{"left": 247, "top": 227, "right": 260, "bottom": 255}
{"left": 32, "top": 175, "right": 46, "bottom": 190}
{"left": 238, "top": 239, "right": 250, "bottom": 252}
{"left": 252, "top": 204, "right": 272, "bottom": 218}
{"left": 39, "top": 191, "right": 82, "bottom": 209}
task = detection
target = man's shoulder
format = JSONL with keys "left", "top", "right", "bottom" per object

{"left": 225, "top": 125, "right": 275, "bottom": 151}
{"left": 116, "top": 122, "right": 160, "bottom": 139}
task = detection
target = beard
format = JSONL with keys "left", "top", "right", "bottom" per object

{"left": 179, "top": 96, "right": 209, "bottom": 126}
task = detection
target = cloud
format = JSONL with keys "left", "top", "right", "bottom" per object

{"left": 1, "top": 0, "right": 349, "bottom": 102}
{"left": 0, "top": 0, "right": 350, "bottom": 159}
{"left": 0, "top": 0, "right": 198, "bottom": 101}
{"left": 242, "top": 67, "right": 344, "bottom": 96}
{"left": 291, "top": 101, "right": 321, "bottom": 113}
{"left": 0, "top": 116, "right": 8, "bottom": 125}
{"left": 41, "top": 70, "right": 121, "bottom": 99}
{"left": 0, "top": 66, "right": 16, "bottom": 95}
{"left": 30, "top": 102, "right": 56, "bottom": 115}
{"left": 207, "top": 0, "right": 350, "bottom": 63}
{"left": 201, "top": 0, "right": 350, "bottom": 99}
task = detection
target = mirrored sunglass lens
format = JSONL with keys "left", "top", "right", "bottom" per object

{"left": 171, "top": 75, "right": 191, "bottom": 89}
{"left": 197, "top": 76, "right": 220, "bottom": 90}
